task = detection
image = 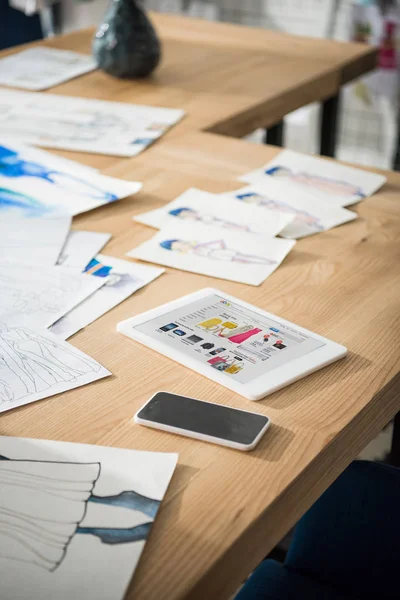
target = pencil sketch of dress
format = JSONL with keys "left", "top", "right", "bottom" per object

{"left": 0, "top": 455, "right": 160, "bottom": 572}
{"left": 0, "top": 324, "right": 101, "bottom": 404}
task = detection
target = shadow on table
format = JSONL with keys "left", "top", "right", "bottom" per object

{"left": 250, "top": 423, "right": 295, "bottom": 463}
{"left": 263, "top": 350, "right": 372, "bottom": 410}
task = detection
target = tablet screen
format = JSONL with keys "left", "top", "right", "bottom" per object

{"left": 135, "top": 293, "right": 325, "bottom": 384}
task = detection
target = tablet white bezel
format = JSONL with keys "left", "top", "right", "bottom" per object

{"left": 117, "top": 288, "right": 347, "bottom": 400}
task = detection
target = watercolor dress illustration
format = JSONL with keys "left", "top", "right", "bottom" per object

{"left": 159, "top": 239, "right": 276, "bottom": 265}
{"left": 265, "top": 165, "right": 366, "bottom": 199}
{"left": 235, "top": 191, "right": 324, "bottom": 231}
{"left": 0, "top": 144, "right": 117, "bottom": 216}
{"left": 167, "top": 207, "right": 251, "bottom": 231}
{"left": 0, "top": 454, "right": 160, "bottom": 571}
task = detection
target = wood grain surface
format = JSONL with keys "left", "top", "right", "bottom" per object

{"left": 1, "top": 15, "right": 397, "bottom": 600}
{"left": 0, "top": 12, "right": 376, "bottom": 163}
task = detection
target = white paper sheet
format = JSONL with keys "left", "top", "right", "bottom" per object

{"left": 0, "top": 324, "right": 110, "bottom": 413}
{"left": 222, "top": 181, "right": 357, "bottom": 239}
{"left": 239, "top": 149, "right": 386, "bottom": 207}
{"left": 0, "top": 89, "right": 185, "bottom": 157}
{"left": 128, "top": 222, "right": 295, "bottom": 286}
{"left": 0, "top": 48, "right": 96, "bottom": 91}
{"left": 134, "top": 187, "right": 294, "bottom": 236}
{"left": 0, "top": 436, "right": 177, "bottom": 600}
{"left": 0, "top": 214, "right": 71, "bottom": 266}
{"left": 0, "top": 141, "right": 141, "bottom": 217}
{"left": 51, "top": 255, "right": 164, "bottom": 339}
{"left": 57, "top": 231, "right": 112, "bottom": 270}
{"left": 0, "top": 262, "right": 106, "bottom": 329}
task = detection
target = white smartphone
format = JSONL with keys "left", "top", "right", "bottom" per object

{"left": 134, "top": 391, "right": 271, "bottom": 451}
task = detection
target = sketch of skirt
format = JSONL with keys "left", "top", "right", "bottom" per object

{"left": 0, "top": 455, "right": 160, "bottom": 572}
{"left": 0, "top": 459, "right": 100, "bottom": 571}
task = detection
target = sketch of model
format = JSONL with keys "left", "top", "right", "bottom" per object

{"left": 0, "top": 107, "right": 167, "bottom": 145}
{"left": 235, "top": 191, "right": 324, "bottom": 230}
{"left": 0, "top": 186, "right": 52, "bottom": 217}
{"left": 167, "top": 207, "right": 251, "bottom": 232}
{"left": 265, "top": 166, "right": 366, "bottom": 199}
{"left": 0, "top": 455, "right": 159, "bottom": 571}
{"left": 0, "top": 324, "right": 101, "bottom": 404}
{"left": 159, "top": 239, "right": 277, "bottom": 265}
{"left": 0, "top": 145, "right": 117, "bottom": 202}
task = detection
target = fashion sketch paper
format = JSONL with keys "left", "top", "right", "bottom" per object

{"left": 0, "top": 214, "right": 71, "bottom": 266}
{"left": 57, "top": 231, "right": 112, "bottom": 270}
{"left": 0, "top": 325, "right": 110, "bottom": 413}
{"left": 0, "top": 435, "right": 177, "bottom": 599}
{"left": 0, "top": 262, "right": 107, "bottom": 329}
{"left": 0, "top": 141, "right": 141, "bottom": 217}
{"left": 239, "top": 149, "right": 386, "bottom": 207}
{"left": 222, "top": 182, "right": 357, "bottom": 239}
{"left": 134, "top": 187, "right": 294, "bottom": 236}
{"left": 0, "top": 47, "right": 96, "bottom": 91}
{"left": 0, "top": 89, "right": 185, "bottom": 157}
{"left": 127, "top": 222, "right": 295, "bottom": 286}
{"left": 51, "top": 255, "right": 164, "bottom": 339}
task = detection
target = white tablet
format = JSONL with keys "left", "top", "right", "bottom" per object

{"left": 117, "top": 288, "right": 347, "bottom": 401}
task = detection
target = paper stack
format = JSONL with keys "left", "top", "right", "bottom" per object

{"left": 0, "top": 141, "right": 163, "bottom": 415}
{"left": 128, "top": 150, "right": 386, "bottom": 284}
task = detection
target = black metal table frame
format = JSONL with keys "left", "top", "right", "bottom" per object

{"left": 264, "top": 93, "right": 340, "bottom": 157}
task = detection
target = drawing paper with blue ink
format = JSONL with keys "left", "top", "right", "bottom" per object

{"left": 239, "top": 149, "right": 386, "bottom": 207}
{"left": 0, "top": 141, "right": 141, "bottom": 216}
{"left": 221, "top": 181, "right": 357, "bottom": 239}
{"left": 0, "top": 324, "right": 110, "bottom": 414}
{"left": 51, "top": 255, "right": 164, "bottom": 340}
{"left": 0, "top": 435, "right": 177, "bottom": 599}
{"left": 134, "top": 187, "right": 294, "bottom": 236}
{"left": 0, "top": 90, "right": 185, "bottom": 157}
{"left": 127, "top": 221, "right": 295, "bottom": 286}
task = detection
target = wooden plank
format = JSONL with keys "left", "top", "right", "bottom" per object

{"left": 0, "top": 14, "right": 389, "bottom": 600}
{"left": 3, "top": 132, "right": 399, "bottom": 599}
{"left": 0, "top": 13, "right": 376, "bottom": 155}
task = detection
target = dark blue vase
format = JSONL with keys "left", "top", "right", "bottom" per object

{"left": 93, "top": 0, "right": 161, "bottom": 78}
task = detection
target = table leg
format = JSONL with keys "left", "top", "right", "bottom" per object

{"left": 264, "top": 121, "right": 284, "bottom": 147}
{"left": 393, "top": 108, "right": 400, "bottom": 171}
{"left": 320, "top": 93, "right": 340, "bottom": 157}
{"left": 389, "top": 412, "right": 400, "bottom": 467}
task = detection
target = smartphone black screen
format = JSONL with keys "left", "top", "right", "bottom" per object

{"left": 137, "top": 392, "right": 270, "bottom": 445}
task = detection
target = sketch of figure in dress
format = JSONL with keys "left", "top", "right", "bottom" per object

{"left": 0, "top": 145, "right": 117, "bottom": 203}
{"left": 235, "top": 191, "right": 324, "bottom": 231}
{"left": 0, "top": 323, "right": 101, "bottom": 403}
{"left": 265, "top": 166, "right": 366, "bottom": 199}
{"left": 0, "top": 186, "right": 51, "bottom": 217}
{"left": 159, "top": 239, "right": 276, "bottom": 265}
{"left": 167, "top": 207, "right": 251, "bottom": 232}
{"left": 0, "top": 455, "right": 159, "bottom": 572}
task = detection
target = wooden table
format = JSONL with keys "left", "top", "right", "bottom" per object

{"left": 2, "top": 13, "right": 398, "bottom": 600}
{"left": 0, "top": 11, "right": 377, "bottom": 163}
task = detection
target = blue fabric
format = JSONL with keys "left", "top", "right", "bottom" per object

{"left": 0, "top": 1, "right": 43, "bottom": 50}
{"left": 234, "top": 560, "right": 351, "bottom": 600}
{"left": 285, "top": 460, "right": 400, "bottom": 600}
{"left": 235, "top": 461, "right": 400, "bottom": 600}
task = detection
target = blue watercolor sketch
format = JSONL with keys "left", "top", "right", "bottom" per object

{"left": 236, "top": 191, "right": 324, "bottom": 231}
{"left": 0, "top": 145, "right": 118, "bottom": 216}
{"left": 0, "top": 187, "right": 53, "bottom": 217}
